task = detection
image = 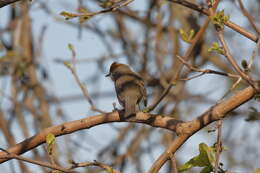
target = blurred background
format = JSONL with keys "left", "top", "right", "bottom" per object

{"left": 0, "top": 0, "right": 259, "bottom": 172}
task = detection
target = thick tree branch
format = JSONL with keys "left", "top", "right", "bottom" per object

{"left": 148, "top": 86, "right": 256, "bottom": 173}
{"left": 0, "top": 112, "right": 183, "bottom": 163}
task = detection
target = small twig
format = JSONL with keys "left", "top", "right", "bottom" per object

{"left": 231, "top": 77, "right": 242, "bottom": 91}
{"left": 0, "top": 148, "right": 77, "bottom": 173}
{"left": 61, "top": 0, "right": 134, "bottom": 20}
{"left": 54, "top": 53, "right": 123, "bottom": 64}
{"left": 214, "top": 120, "right": 223, "bottom": 173}
{"left": 217, "top": 31, "right": 256, "bottom": 88}
{"left": 177, "top": 55, "right": 240, "bottom": 79}
{"left": 179, "top": 73, "right": 205, "bottom": 81}
{"left": 221, "top": 77, "right": 242, "bottom": 99}
{"left": 145, "top": 83, "right": 175, "bottom": 113}
{"left": 146, "top": 15, "right": 211, "bottom": 113}
{"left": 110, "top": 0, "right": 134, "bottom": 11}
{"left": 65, "top": 45, "right": 105, "bottom": 113}
{"left": 248, "top": 38, "right": 260, "bottom": 70}
{"left": 70, "top": 160, "right": 121, "bottom": 173}
{"left": 237, "top": 0, "right": 260, "bottom": 34}
{"left": 170, "top": 154, "right": 178, "bottom": 173}
{"left": 66, "top": 64, "right": 105, "bottom": 113}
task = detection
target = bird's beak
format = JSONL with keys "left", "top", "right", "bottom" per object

{"left": 105, "top": 73, "right": 110, "bottom": 77}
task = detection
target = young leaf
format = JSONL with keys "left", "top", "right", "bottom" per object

{"left": 60, "top": 11, "right": 78, "bottom": 20}
{"left": 178, "top": 143, "right": 215, "bottom": 172}
{"left": 64, "top": 61, "right": 72, "bottom": 69}
{"left": 208, "top": 42, "right": 225, "bottom": 55}
{"left": 211, "top": 10, "right": 230, "bottom": 30}
{"left": 241, "top": 59, "right": 250, "bottom": 73}
{"left": 46, "top": 133, "right": 56, "bottom": 155}
{"left": 179, "top": 29, "right": 194, "bottom": 43}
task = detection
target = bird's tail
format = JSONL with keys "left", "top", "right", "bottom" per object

{"left": 124, "top": 96, "right": 137, "bottom": 118}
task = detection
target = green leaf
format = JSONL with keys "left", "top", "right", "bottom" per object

{"left": 64, "top": 61, "right": 72, "bottom": 69}
{"left": 210, "top": 0, "right": 215, "bottom": 6}
{"left": 142, "top": 107, "right": 150, "bottom": 113}
{"left": 60, "top": 11, "right": 78, "bottom": 20}
{"left": 208, "top": 42, "right": 224, "bottom": 55}
{"left": 60, "top": 10, "right": 92, "bottom": 23}
{"left": 46, "top": 133, "right": 56, "bottom": 155}
{"left": 211, "top": 10, "right": 230, "bottom": 30}
{"left": 68, "top": 43, "right": 75, "bottom": 52}
{"left": 99, "top": 0, "right": 116, "bottom": 8}
{"left": 179, "top": 29, "right": 194, "bottom": 43}
{"left": 200, "top": 166, "right": 212, "bottom": 173}
{"left": 178, "top": 143, "right": 215, "bottom": 172}
{"left": 105, "top": 167, "right": 114, "bottom": 173}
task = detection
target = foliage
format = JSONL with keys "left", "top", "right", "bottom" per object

{"left": 46, "top": 133, "right": 56, "bottom": 155}
{"left": 179, "top": 29, "right": 195, "bottom": 43}
{"left": 178, "top": 143, "right": 217, "bottom": 173}
{"left": 211, "top": 10, "right": 230, "bottom": 30}
{"left": 208, "top": 42, "right": 224, "bottom": 55}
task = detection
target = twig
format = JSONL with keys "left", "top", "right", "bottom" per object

{"left": 214, "top": 120, "right": 223, "bottom": 173}
{"left": 177, "top": 55, "right": 239, "bottom": 79}
{"left": 70, "top": 160, "right": 121, "bottom": 173}
{"left": 221, "top": 77, "right": 242, "bottom": 99}
{"left": 215, "top": 25, "right": 256, "bottom": 88}
{"left": 0, "top": 148, "right": 77, "bottom": 173}
{"left": 54, "top": 53, "right": 123, "bottom": 64}
{"left": 61, "top": 0, "right": 134, "bottom": 20}
{"left": 65, "top": 45, "right": 105, "bottom": 113}
{"left": 237, "top": 0, "right": 260, "bottom": 34}
{"left": 170, "top": 154, "right": 178, "bottom": 173}
{"left": 145, "top": 83, "right": 175, "bottom": 112}
{"left": 146, "top": 15, "right": 211, "bottom": 112}
{"left": 248, "top": 38, "right": 260, "bottom": 70}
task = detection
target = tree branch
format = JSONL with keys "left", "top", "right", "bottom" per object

{"left": 148, "top": 86, "right": 256, "bottom": 173}
{"left": 0, "top": 111, "right": 183, "bottom": 163}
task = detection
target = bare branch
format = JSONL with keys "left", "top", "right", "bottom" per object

{"left": 214, "top": 120, "right": 223, "bottom": 173}
{"left": 237, "top": 0, "right": 260, "bottom": 34}
{"left": 0, "top": 148, "right": 77, "bottom": 173}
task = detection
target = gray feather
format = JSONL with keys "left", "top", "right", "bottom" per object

{"left": 124, "top": 95, "right": 138, "bottom": 118}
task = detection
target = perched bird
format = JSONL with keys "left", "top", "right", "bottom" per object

{"left": 106, "top": 62, "right": 147, "bottom": 117}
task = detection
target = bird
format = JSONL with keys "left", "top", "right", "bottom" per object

{"left": 106, "top": 62, "right": 147, "bottom": 118}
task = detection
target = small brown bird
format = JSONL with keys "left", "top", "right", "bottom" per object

{"left": 106, "top": 62, "right": 147, "bottom": 117}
